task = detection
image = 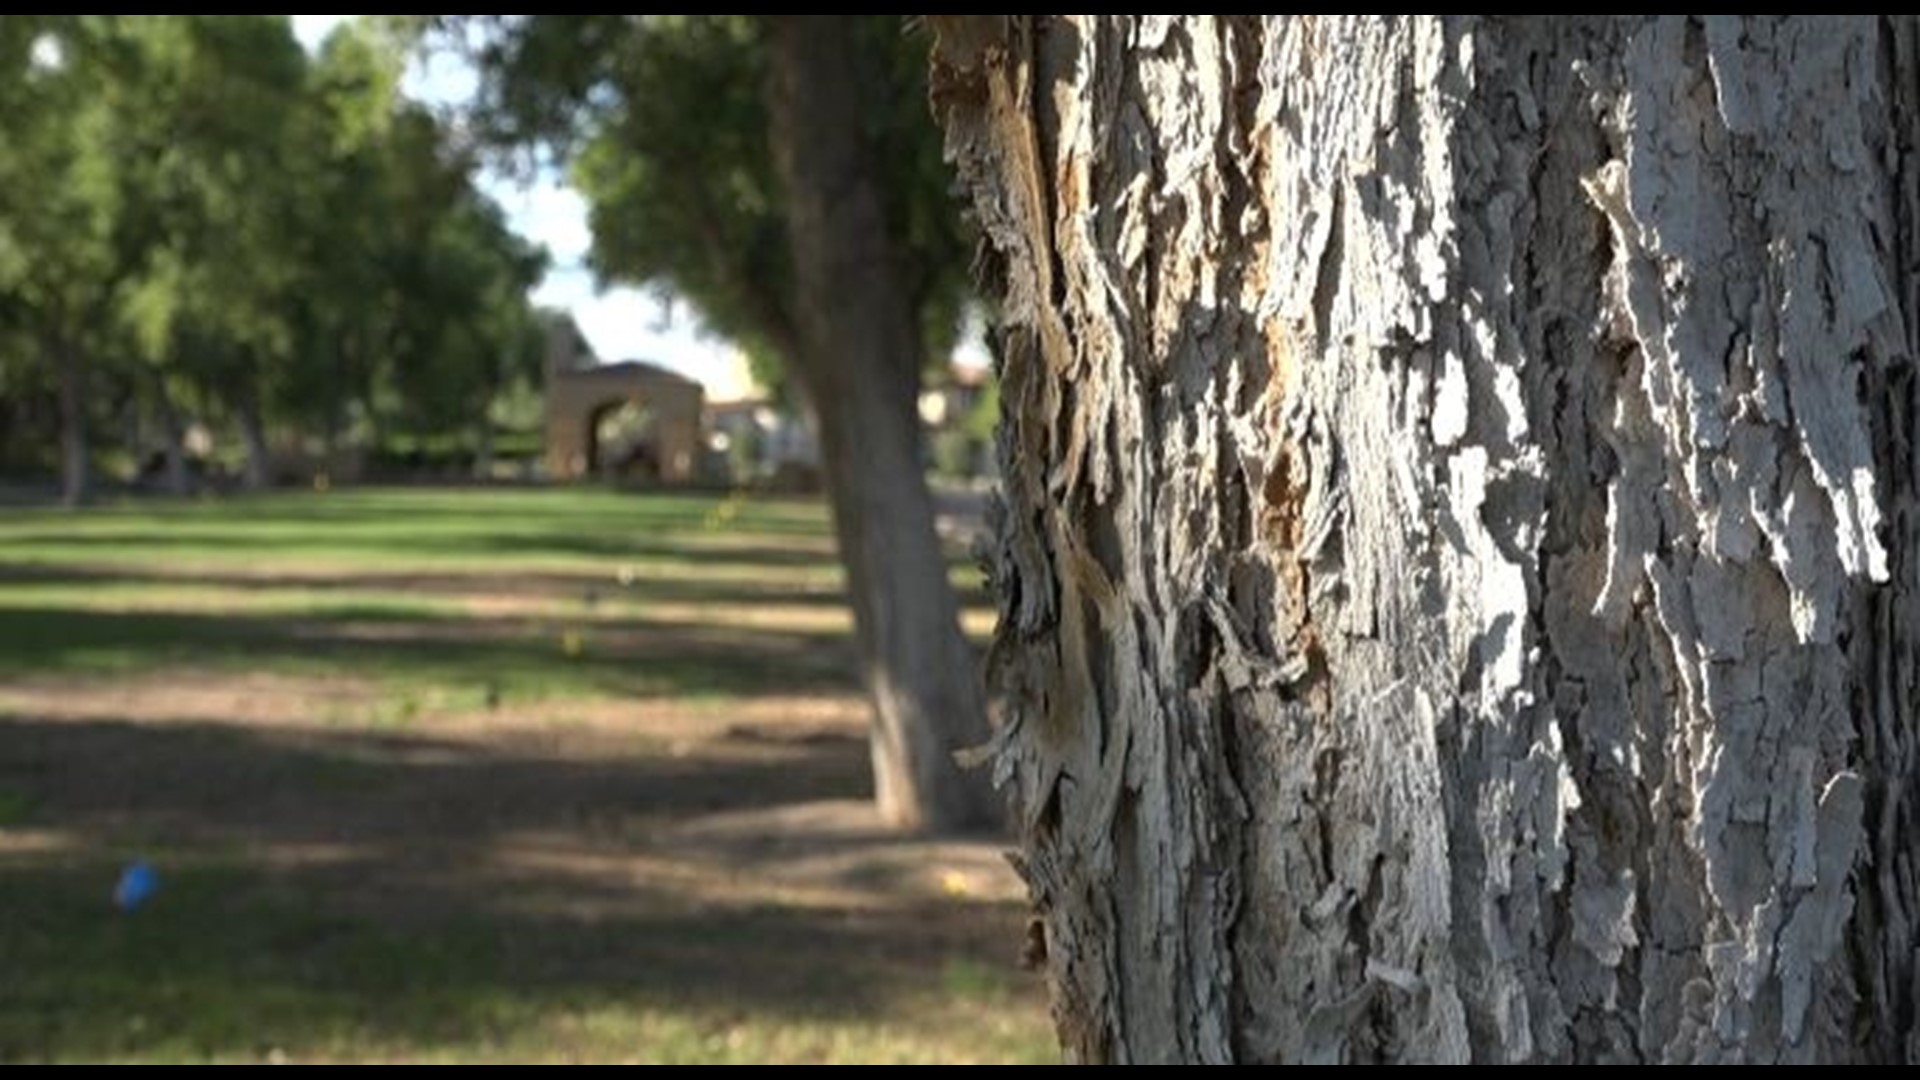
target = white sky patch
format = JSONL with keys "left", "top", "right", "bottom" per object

{"left": 290, "top": 15, "right": 348, "bottom": 52}
{"left": 29, "top": 33, "right": 68, "bottom": 73}
{"left": 288, "top": 15, "right": 747, "bottom": 397}
{"left": 497, "top": 178, "right": 594, "bottom": 267}
{"left": 952, "top": 308, "right": 993, "bottom": 373}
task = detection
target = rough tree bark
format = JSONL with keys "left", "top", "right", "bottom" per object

{"left": 937, "top": 15, "right": 1920, "bottom": 1063}
{"left": 765, "top": 16, "right": 995, "bottom": 832}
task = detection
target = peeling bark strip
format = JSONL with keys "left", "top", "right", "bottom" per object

{"left": 936, "top": 15, "right": 1920, "bottom": 1062}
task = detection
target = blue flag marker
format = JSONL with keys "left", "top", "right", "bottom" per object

{"left": 114, "top": 861, "right": 159, "bottom": 911}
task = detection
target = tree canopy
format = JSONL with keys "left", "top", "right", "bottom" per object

{"left": 437, "top": 15, "right": 1000, "bottom": 830}
{"left": 435, "top": 15, "right": 971, "bottom": 401}
{"left": 0, "top": 15, "right": 546, "bottom": 493}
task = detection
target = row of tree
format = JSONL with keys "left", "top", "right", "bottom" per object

{"left": 451, "top": 16, "right": 996, "bottom": 830}
{"left": 4, "top": 14, "right": 999, "bottom": 835}
{"left": 0, "top": 16, "right": 546, "bottom": 502}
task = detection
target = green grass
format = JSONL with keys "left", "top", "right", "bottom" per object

{"left": 0, "top": 858, "right": 1051, "bottom": 1064}
{"left": 0, "top": 488, "right": 877, "bottom": 701}
{"left": 0, "top": 488, "right": 835, "bottom": 569}
{"left": 0, "top": 786, "right": 37, "bottom": 826}
{"left": 0, "top": 486, "right": 1047, "bottom": 1064}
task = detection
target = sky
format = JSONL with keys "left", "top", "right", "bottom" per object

{"left": 289, "top": 15, "right": 756, "bottom": 399}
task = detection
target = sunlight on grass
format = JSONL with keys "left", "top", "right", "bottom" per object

{"left": 0, "top": 488, "right": 990, "bottom": 705}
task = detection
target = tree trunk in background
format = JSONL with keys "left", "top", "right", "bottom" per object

{"left": 322, "top": 347, "right": 345, "bottom": 464}
{"left": 475, "top": 419, "right": 495, "bottom": 482}
{"left": 155, "top": 378, "right": 191, "bottom": 496}
{"left": 766, "top": 15, "right": 996, "bottom": 833}
{"left": 236, "top": 379, "right": 270, "bottom": 491}
{"left": 937, "top": 14, "right": 1920, "bottom": 1063}
{"left": 55, "top": 337, "right": 89, "bottom": 506}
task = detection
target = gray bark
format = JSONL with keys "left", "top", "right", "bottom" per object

{"left": 937, "top": 14, "right": 1920, "bottom": 1063}
{"left": 766, "top": 16, "right": 996, "bottom": 832}
{"left": 475, "top": 420, "right": 495, "bottom": 481}
{"left": 236, "top": 380, "right": 270, "bottom": 491}
{"left": 154, "top": 378, "right": 191, "bottom": 496}
{"left": 55, "top": 336, "right": 89, "bottom": 507}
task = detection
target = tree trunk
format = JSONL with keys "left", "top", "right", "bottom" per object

{"left": 766, "top": 15, "right": 996, "bottom": 833}
{"left": 154, "top": 377, "right": 192, "bottom": 496}
{"left": 323, "top": 344, "right": 346, "bottom": 463}
{"left": 236, "top": 378, "right": 271, "bottom": 491}
{"left": 54, "top": 336, "right": 89, "bottom": 507}
{"left": 937, "top": 14, "right": 1920, "bottom": 1063}
{"left": 475, "top": 419, "right": 495, "bottom": 482}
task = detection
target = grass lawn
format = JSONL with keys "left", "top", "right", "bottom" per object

{"left": 0, "top": 486, "right": 1050, "bottom": 1064}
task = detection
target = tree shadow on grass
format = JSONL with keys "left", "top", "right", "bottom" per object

{"left": 0, "top": 529, "right": 841, "bottom": 571}
{"left": 3, "top": 864, "right": 1010, "bottom": 1063}
{"left": 9, "top": 488, "right": 837, "bottom": 536}
{"left": 0, "top": 605, "right": 861, "bottom": 700}
{"left": 0, "top": 714, "right": 1037, "bottom": 1064}
{"left": 0, "top": 562, "right": 992, "bottom": 612}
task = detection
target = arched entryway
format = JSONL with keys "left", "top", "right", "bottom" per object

{"left": 545, "top": 361, "right": 704, "bottom": 483}
{"left": 586, "top": 396, "right": 662, "bottom": 479}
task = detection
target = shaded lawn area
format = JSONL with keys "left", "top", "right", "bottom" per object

{"left": 0, "top": 487, "right": 1047, "bottom": 1064}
